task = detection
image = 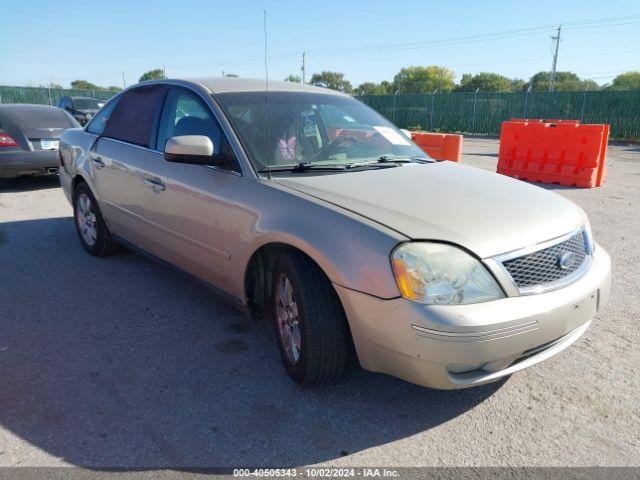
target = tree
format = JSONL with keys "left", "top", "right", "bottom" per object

{"left": 510, "top": 78, "right": 527, "bottom": 92}
{"left": 456, "top": 72, "right": 513, "bottom": 92}
{"left": 527, "top": 71, "right": 600, "bottom": 92}
{"left": 354, "top": 81, "right": 393, "bottom": 95}
{"left": 284, "top": 75, "right": 301, "bottom": 83}
{"left": 608, "top": 71, "right": 640, "bottom": 91}
{"left": 106, "top": 86, "right": 123, "bottom": 93}
{"left": 138, "top": 69, "right": 166, "bottom": 82}
{"left": 71, "top": 80, "right": 100, "bottom": 90}
{"left": 393, "top": 66, "right": 455, "bottom": 93}
{"left": 309, "top": 71, "right": 353, "bottom": 93}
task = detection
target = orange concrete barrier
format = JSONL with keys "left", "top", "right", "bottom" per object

{"left": 510, "top": 118, "right": 580, "bottom": 124}
{"left": 411, "top": 132, "right": 463, "bottom": 162}
{"left": 497, "top": 120, "right": 609, "bottom": 188}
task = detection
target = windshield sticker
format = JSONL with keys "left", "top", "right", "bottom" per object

{"left": 277, "top": 136, "right": 296, "bottom": 160}
{"left": 342, "top": 115, "right": 356, "bottom": 123}
{"left": 373, "top": 126, "right": 411, "bottom": 146}
{"left": 301, "top": 111, "right": 319, "bottom": 137}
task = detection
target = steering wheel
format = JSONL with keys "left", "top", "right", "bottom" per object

{"left": 312, "top": 135, "right": 360, "bottom": 161}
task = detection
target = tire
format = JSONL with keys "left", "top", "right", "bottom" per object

{"left": 73, "top": 181, "right": 120, "bottom": 257}
{"left": 271, "top": 251, "right": 352, "bottom": 386}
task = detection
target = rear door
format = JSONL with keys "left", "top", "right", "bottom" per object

{"left": 90, "top": 84, "right": 167, "bottom": 249}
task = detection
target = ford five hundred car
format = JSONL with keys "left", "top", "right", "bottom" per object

{"left": 58, "top": 78, "right": 611, "bottom": 389}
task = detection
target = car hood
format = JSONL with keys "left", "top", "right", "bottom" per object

{"left": 275, "top": 162, "right": 586, "bottom": 258}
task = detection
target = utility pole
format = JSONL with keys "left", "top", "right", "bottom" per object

{"left": 163, "top": 65, "right": 166, "bottom": 78}
{"left": 549, "top": 25, "right": 561, "bottom": 92}
{"left": 122, "top": 71, "right": 126, "bottom": 88}
{"left": 301, "top": 51, "right": 306, "bottom": 84}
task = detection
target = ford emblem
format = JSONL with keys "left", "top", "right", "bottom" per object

{"left": 558, "top": 251, "right": 577, "bottom": 270}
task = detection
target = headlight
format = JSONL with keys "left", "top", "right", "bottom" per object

{"left": 583, "top": 222, "right": 595, "bottom": 254}
{"left": 391, "top": 242, "right": 504, "bottom": 305}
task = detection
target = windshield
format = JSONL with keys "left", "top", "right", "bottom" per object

{"left": 73, "top": 98, "right": 103, "bottom": 110}
{"left": 215, "top": 91, "right": 427, "bottom": 172}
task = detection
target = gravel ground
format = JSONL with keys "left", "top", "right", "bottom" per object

{"left": 0, "top": 138, "right": 638, "bottom": 469}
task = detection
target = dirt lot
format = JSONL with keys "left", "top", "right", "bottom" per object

{"left": 0, "top": 138, "right": 638, "bottom": 469}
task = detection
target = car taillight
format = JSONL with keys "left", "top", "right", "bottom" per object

{"left": 0, "top": 134, "right": 18, "bottom": 147}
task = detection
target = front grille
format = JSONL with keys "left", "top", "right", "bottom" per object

{"left": 502, "top": 232, "right": 588, "bottom": 289}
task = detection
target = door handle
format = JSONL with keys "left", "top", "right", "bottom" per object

{"left": 91, "top": 156, "right": 105, "bottom": 168}
{"left": 144, "top": 177, "right": 165, "bottom": 192}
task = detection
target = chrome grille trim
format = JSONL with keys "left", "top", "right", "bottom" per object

{"left": 492, "top": 229, "right": 592, "bottom": 296}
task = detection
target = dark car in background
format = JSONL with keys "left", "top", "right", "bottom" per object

{"left": 58, "top": 96, "right": 106, "bottom": 126}
{"left": 0, "top": 104, "right": 80, "bottom": 178}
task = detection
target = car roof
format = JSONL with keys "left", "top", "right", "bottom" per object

{"left": 185, "top": 77, "right": 347, "bottom": 96}
{"left": 70, "top": 96, "right": 99, "bottom": 100}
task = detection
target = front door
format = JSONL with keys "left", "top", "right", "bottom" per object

{"left": 138, "top": 87, "right": 246, "bottom": 291}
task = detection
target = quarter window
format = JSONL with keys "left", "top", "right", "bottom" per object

{"left": 85, "top": 94, "right": 121, "bottom": 135}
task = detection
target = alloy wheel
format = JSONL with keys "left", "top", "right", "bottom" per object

{"left": 76, "top": 193, "right": 97, "bottom": 246}
{"left": 275, "top": 273, "right": 302, "bottom": 364}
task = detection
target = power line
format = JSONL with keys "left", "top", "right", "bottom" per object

{"left": 163, "top": 14, "right": 640, "bottom": 73}
{"left": 296, "top": 14, "right": 640, "bottom": 59}
{"left": 38, "top": 12, "right": 640, "bottom": 86}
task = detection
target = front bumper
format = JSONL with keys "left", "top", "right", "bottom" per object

{"left": 0, "top": 150, "right": 59, "bottom": 178}
{"left": 335, "top": 245, "right": 611, "bottom": 389}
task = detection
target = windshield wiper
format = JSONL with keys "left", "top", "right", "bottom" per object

{"left": 342, "top": 156, "right": 428, "bottom": 169}
{"left": 258, "top": 162, "right": 347, "bottom": 173}
{"left": 344, "top": 161, "right": 400, "bottom": 169}
{"left": 377, "top": 155, "right": 433, "bottom": 164}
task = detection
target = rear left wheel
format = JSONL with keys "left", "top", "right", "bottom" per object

{"left": 73, "top": 182, "right": 120, "bottom": 257}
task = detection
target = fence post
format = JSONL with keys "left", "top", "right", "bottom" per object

{"left": 472, "top": 88, "right": 479, "bottom": 133}
{"left": 393, "top": 89, "right": 399, "bottom": 124}
{"left": 430, "top": 89, "right": 437, "bottom": 131}
{"left": 523, "top": 84, "right": 532, "bottom": 118}
{"left": 580, "top": 87, "right": 589, "bottom": 123}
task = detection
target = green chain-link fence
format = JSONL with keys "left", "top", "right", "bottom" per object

{"left": 0, "top": 85, "right": 115, "bottom": 107}
{"left": 360, "top": 90, "right": 640, "bottom": 142}
{"left": 2, "top": 85, "right": 638, "bottom": 142}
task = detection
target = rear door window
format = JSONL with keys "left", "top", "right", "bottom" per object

{"left": 102, "top": 85, "right": 166, "bottom": 147}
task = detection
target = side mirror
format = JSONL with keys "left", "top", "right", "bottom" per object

{"left": 164, "top": 135, "right": 225, "bottom": 166}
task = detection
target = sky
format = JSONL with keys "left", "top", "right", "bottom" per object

{"left": 1, "top": 0, "right": 639, "bottom": 89}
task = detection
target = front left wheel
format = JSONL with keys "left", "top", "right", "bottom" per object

{"left": 271, "top": 252, "right": 353, "bottom": 386}
{"left": 73, "top": 182, "right": 120, "bottom": 257}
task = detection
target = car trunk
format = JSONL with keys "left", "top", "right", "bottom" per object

{"left": 9, "top": 106, "right": 74, "bottom": 149}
